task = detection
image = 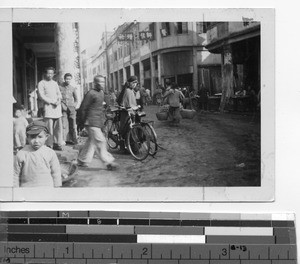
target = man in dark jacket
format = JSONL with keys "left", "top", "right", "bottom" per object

{"left": 77, "top": 75, "right": 117, "bottom": 170}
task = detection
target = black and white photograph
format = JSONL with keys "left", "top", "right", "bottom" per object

{"left": 0, "top": 8, "right": 274, "bottom": 201}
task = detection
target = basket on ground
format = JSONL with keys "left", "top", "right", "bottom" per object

{"left": 180, "top": 109, "right": 196, "bottom": 119}
{"left": 156, "top": 112, "right": 168, "bottom": 121}
{"left": 159, "top": 104, "right": 169, "bottom": 112}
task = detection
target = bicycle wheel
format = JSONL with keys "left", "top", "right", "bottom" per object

{"left": 143, "top": 123, "right": 158, "bottom": 156}
{"left": 103, "top": 119, "right": 119, "bottom": 149}
{"left": 126, "top": 125, "right": 150, "bottom": 161}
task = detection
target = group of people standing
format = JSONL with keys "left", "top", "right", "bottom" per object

{"left": 13, "top": 69, "right": 160, "bottom": 188}
{"left": 13, "top": 67, "right": 80, "bottom": 188}
{"left": 153, "top": 81, "right": 210, "bottom": 110}
{"left": 37, "top": 67, "right": 78, "bottom": 151}
{"left": 13, "top": 67, "right": 78, "bottom": 152}
{"left": 13, "top": 72, "right": 139, "bottom": 187}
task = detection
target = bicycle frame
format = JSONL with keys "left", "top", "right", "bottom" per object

{"left": 104, "top": 106, "right": 157, "bottom": 160}
{"left": 105, "top": 106, "right": 145, "bottom": 140}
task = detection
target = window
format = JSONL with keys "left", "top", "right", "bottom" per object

{"left": 114, "top": 51, "right": 118, "bottom": 61}
{"left": 124, "top": 44, "right": 130, "bottom": 57}
{"left": 161, "top": 22, "right": 170, "bottom": 36}
{"left": 154, "top": 57, "right": 158, "bottom": 70}
{"left": 149, "top": 23, "right": 156, "bottom": 40}
{"left": 176, "top": 22, "right": 188, "bottom": 34}
{"left": 197, "top": 22, "right": 213, "bottom": 33}
{"left": 127, "top": 44, "right": 130, "bottom": 55}
{"left": 196, "top": 22, "right": 203, "bottom": 34}
{"left": 119, "top": 47, "right": 123, "bottom": 59}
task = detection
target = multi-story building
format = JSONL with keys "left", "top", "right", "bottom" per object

{"left": 109, "top": 22, "right": 222, "bottom": 95}
{"left": 205, "top": 21, "right": 260, "bottom": 110}
{"left": 83, "top": 21, "right": 222, "bottom": 96}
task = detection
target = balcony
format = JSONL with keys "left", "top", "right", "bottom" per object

{"left": 150, "top": 22, "right": 207, "bottom": 55}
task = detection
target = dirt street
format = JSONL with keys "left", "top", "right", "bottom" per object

{"left": 63, "top": 105, "right": 260, "bottom": 187}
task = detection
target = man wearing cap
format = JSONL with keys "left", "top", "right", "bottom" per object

{"left": 13, "top": 120, "right": 62, "bottom": 187}
{"left": 77, "top": 75, "right": 117, "bottom": 170}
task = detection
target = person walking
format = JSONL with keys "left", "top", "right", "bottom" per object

{"left": 60, "top": 73, "right": 78, "bottom": 145}
{"left": 165, "top": 82, "right": 184, "bottom": 125}
{"left": 77, "top": 75, "right": 117, "bottom": 170}
{"left": 110, "top": 89, "right": 117, "bottom": 105}
{"left": 139, "top": 85, "right": 147, "bottom": 110}
{"left": 134, "top": 84, "right": 142, "bottom": 108}
{"left": 145, "top": 88, "right": 151, "bottom": 105}
{"left": 38, "top": 67, "right": 63, "bottom": 150}
{"left": 162, "top": 80, "right": 172, "bottom": 105}
{"left": 153, "top": 85, "right": 163, "bottom": 105}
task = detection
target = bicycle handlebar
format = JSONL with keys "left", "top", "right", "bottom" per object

{"left": 113, "top": 105, "right": 141, "bottom": 111}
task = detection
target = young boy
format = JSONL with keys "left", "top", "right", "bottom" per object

{"left": 13, "top": 106, "right": 28, "bottom": 151}
{"left": 13, "top": 120, "right": 62, "bottom": 187}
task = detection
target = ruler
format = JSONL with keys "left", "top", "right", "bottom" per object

{"left": 0, "top": 211, "right": 297, "bottom": 264}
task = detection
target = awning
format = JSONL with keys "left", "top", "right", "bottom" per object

{"left": 205, "top": 24, "right": 261, "bottom": 53}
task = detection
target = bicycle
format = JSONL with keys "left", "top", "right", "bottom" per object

{"left": 142, "top": 119, "right": 158, "bottom": 157}
{"left": 104, "top": 106, "right": 157, "bottom": 160}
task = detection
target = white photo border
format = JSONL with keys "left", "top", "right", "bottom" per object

{"left": 0, "top": 8, "right": 275, "bottom": 202}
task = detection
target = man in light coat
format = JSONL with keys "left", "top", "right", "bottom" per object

{"left": 38, "top": 67, "right": 63, "bottom": 150}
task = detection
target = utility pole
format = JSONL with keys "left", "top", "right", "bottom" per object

{"left": 105, "top": 24, "right": 110, "bottom": 93}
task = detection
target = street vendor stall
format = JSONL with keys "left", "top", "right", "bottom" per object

{"left": 208, "top": 93, "right": 222, "bottom": 111}
{"left": 230, "top": 95, "right": 251, "bottom": 112}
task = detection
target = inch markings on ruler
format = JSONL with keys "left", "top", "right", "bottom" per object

{"left": 0, "top": 211, "right": 297, "bottom": 264}
{"left": 1, "top": 243, "right": 296, "bottom": 261}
